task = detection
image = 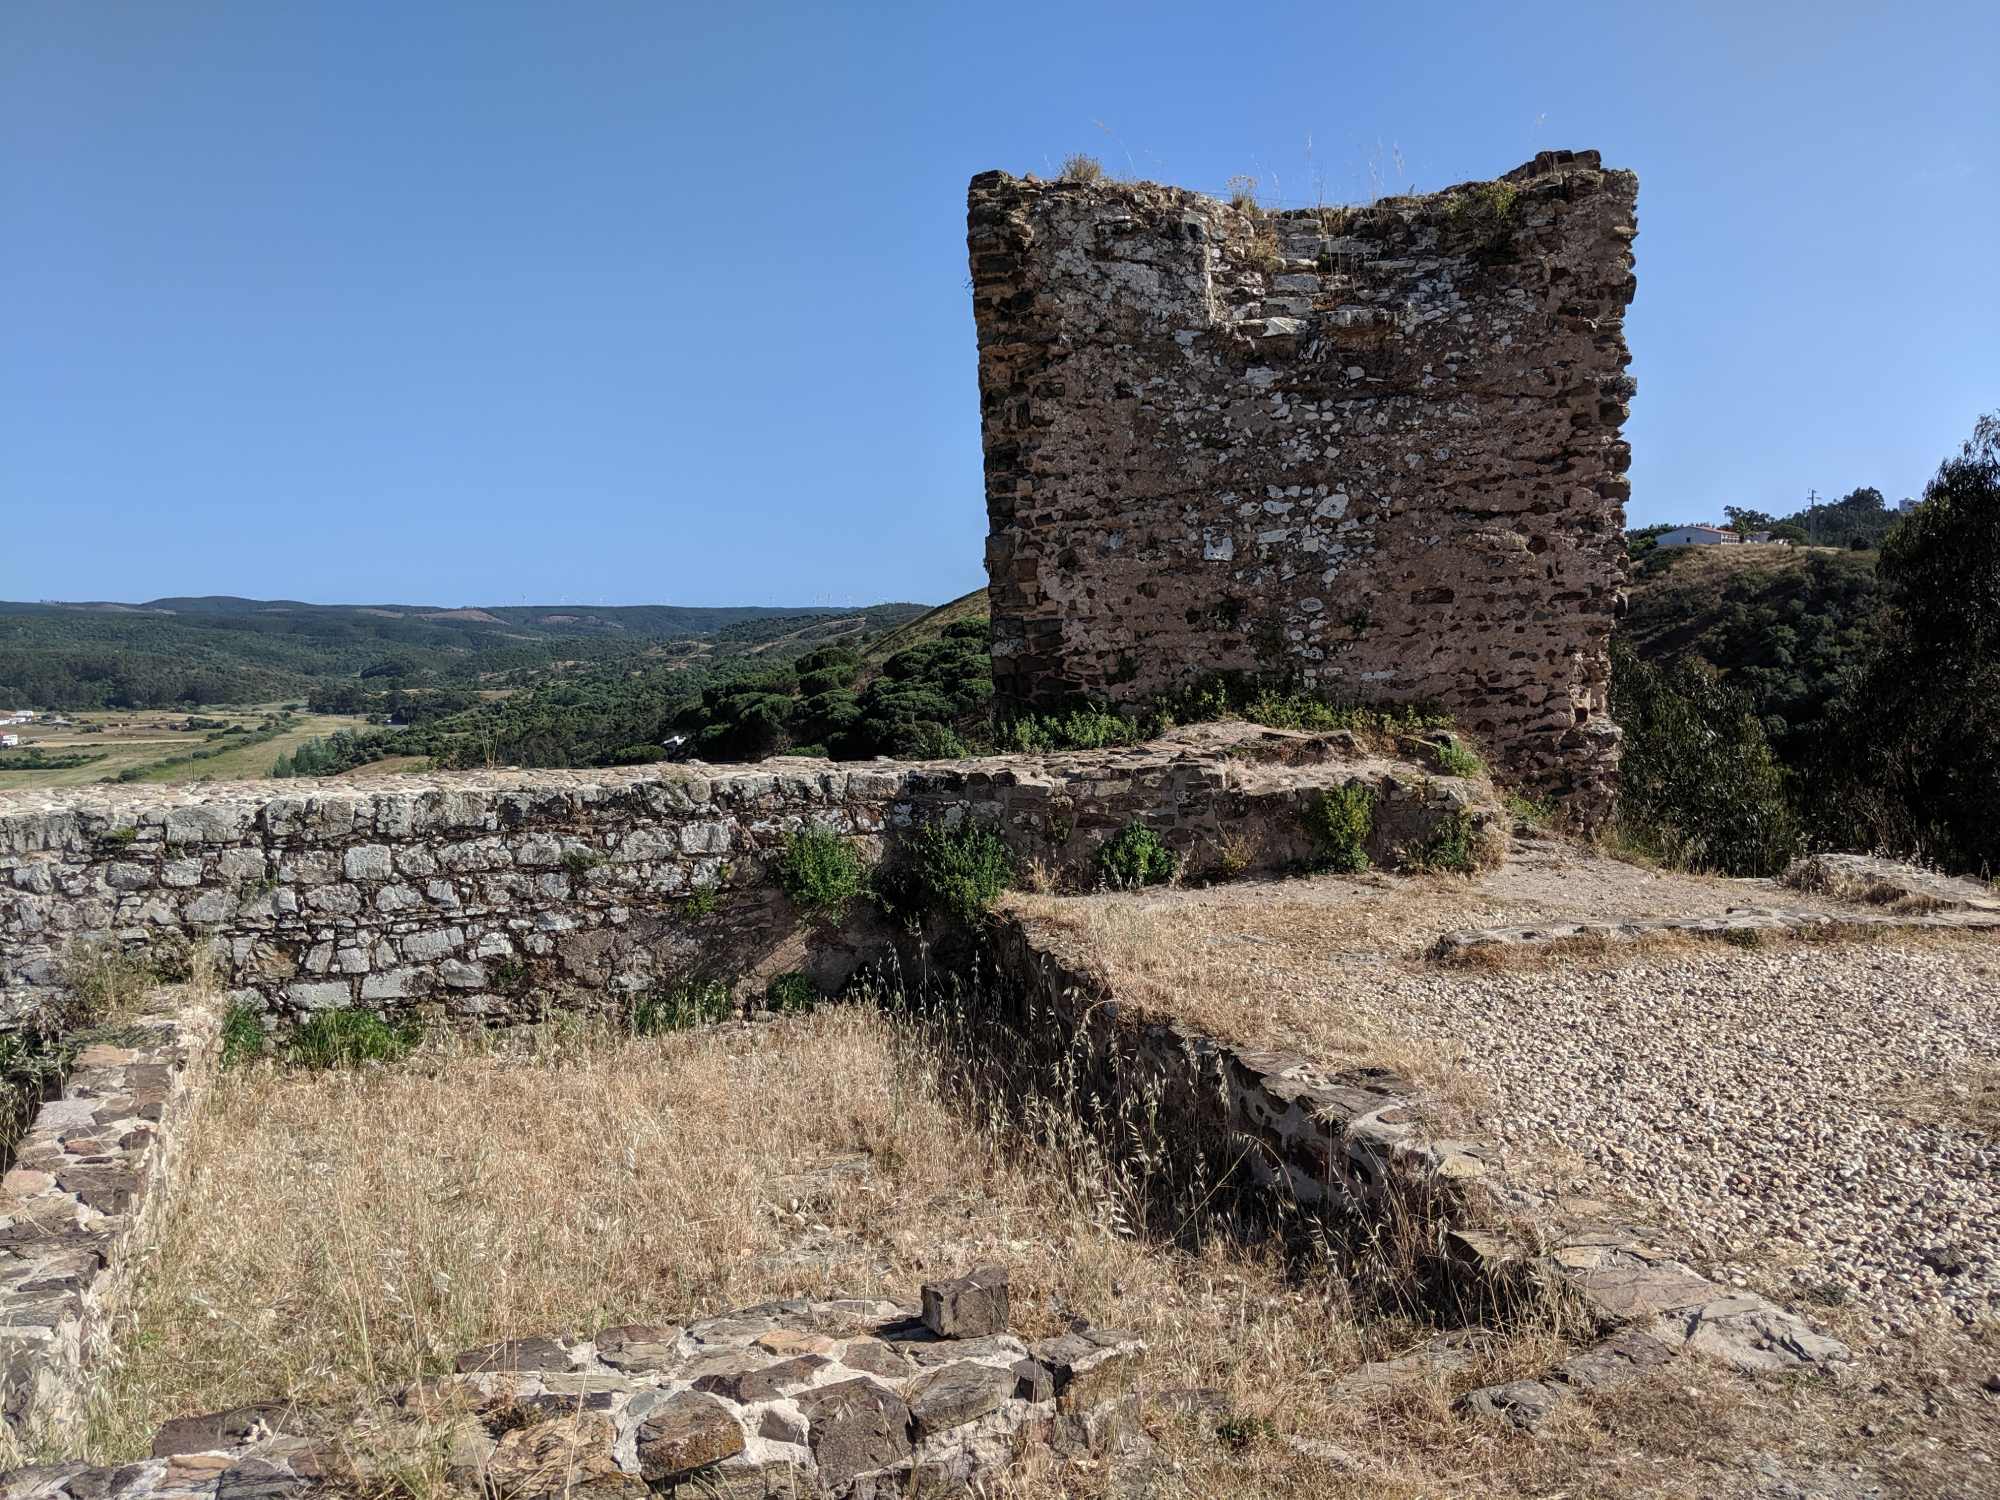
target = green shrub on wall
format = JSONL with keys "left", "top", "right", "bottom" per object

{"left": 776, "top": 826, "right": 866, "bottom": 924}
{"left": 884, "top": 819, "right": 1016, "bottom": 927}
{"left": 1096, "top": 822, "right": 1179, "bottom": 890}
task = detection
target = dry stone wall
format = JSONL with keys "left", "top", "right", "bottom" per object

{"left": 0, "top": 731, "right": 1499, "bottom": 1029}
{"left": 0, "top": 996, "right": 216, "bottom": 1446}
{"left": 968, "top": 150, "right": 1639, "bottom": 819}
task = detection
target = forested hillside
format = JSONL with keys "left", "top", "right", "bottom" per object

{"left": 0, "top": 596, "right": 928, "bottom": 710}
{"left": 1619, "top": 546, "right": 1880, "bottom": 762}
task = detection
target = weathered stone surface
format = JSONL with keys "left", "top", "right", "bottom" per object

{"left": 920, "top": 1266, "right": 1008, "bottom": 1339}
{"left": 632, "top": 1391, "right": 746, "bottom": 1481}
{"left": 150, "top": 1405, "right": 290, "bottom": 1459}
{"left": 454, "top": 1336, "right": 573, "bottom": 1374}
{"left": 1433, "top": 900, "right": 2000, "bottom": 960}
{"left": 1030, "top": 1329, "right": 1145, "bottom": 1410}
{"left": 0, "top": 1001, "right": 217, "bottom": 1446}
{"left": 693, "top": 1353, "right": 829, "bottom": 1403}
{"left": 591, "top": 1323, "right": 683, "bottom": 1374}
{"left": 905, "top": 1360, "right": 1017, "bottom": 1437}
{"left": 488, "top": 1413, "right": 643, "bottom": 1499}
{"left": 0, "top": 732, "right": 1498, "bottom": 1029}
{"left": 1649, "top": 1294, "right": 1851, "bottom": 1375}
{"left": 1551, "top": 1328, "right": 1675, "bottom": 1390}
{"left": 795, "top": 1377, "right": 913, "bottom": 1487}
{"left": 969, "top": 152, "right": 1639, "bottom": 820}
{"left": 1459, "top": 1377, "right": 1566, "bottom": 1431}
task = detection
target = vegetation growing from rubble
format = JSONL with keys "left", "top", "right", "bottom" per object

{"left": 279, "top": 1009, "right": 424, "bottom": 1069}
{"left": 629, "top": 980, "right": 734, "bottom": 1034}
{"left": 1304, "top": 784, "right": 1375, "bottom": 873}
{"left": 1096, "top": 822, "right": 1179, "bottom": 890}
{"left": 764, "top": 971, "right": 817, "bottom": 1014}
{"left": 879, "top": 819, "right": 1015, "bottom": 927}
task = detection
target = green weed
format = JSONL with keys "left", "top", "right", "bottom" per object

{"left": 777, "top": 826, "right": 867, "bottom": 924}
{"left": 1304, "top": 784, "right": 1375, "bottom": 873}
{"left": 629, "top": 981, "right": 734, "bottom": 1035}
{"left": 218, "top": 1003, "right": 268, "bottom": 1069}
{"left": 1434, "top": 737, "right": 1485, "bottom": 778}
{"left": 765, "top": 971, "right": 817, "bottom": 1015}
{"left": 280, "top": 1009, "right": 423, "bottom": 1069}
{"left": 1096, "top": 822, "right": 1179, "bottom": 890}
{"left": 881, "top": 819, "right": 1016, "bottom": 927}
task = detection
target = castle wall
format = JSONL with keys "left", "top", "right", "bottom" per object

{"left": 967, "top": 150, "right": 1638, "bottom": 818}
{"left": 0, "top": 735, "right": 1494, "bottom": 1028}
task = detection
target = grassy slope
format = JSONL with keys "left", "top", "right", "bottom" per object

{"left": 857, "top": 586, "right": 989, "bottom": 676}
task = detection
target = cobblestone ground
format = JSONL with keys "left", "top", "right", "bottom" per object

{"left": 1389, "top": 942, "right": 2000, "bottom": 1339}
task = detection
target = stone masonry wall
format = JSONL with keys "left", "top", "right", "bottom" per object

{"left": 968, "top": 150, "right": 1639, "bottom": 819}
{"left": 0, "top": 730, "right": 1498, "bottom": 1030}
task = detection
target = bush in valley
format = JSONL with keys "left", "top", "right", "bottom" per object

{"left": 880, "top": 819, "right": 1016, "bottom": 927}
{"left": 1809, "top": 415, "right": 2000, "bottom": 874}
{"left": 1304, "top": 784, "right": 1374, "bottom": 873}
{"left": 776, "top": 826, "right": 867, "bottom": 923}
{"left": 1096, "top": 822, "right": 1179, "bottom": 889}
{"left": 272, "top": 728, "right": 406, "bottom": 778}
{"left": 1609, "top": 638, "right": 1800, "bottom": 876}
{"left": 0, "top": 747, "right": 103, "bottom": 771}
{"left": 1621, "top": 544, "right": 1882, "bottom": 762}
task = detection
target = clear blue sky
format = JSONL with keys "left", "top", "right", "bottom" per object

{"left": 4, "top": 2, "right": 1994, "bottom": 607}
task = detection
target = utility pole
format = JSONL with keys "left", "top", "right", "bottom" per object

{"left": 1805, "top": 488, "right": 1819, "bottom": 542}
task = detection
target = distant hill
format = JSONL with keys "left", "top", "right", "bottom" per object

{"left": 1620, "top": 544, "right": 1881, "bottom": 757}
{"left": 0, "top": 594, "right": 931, "bottom": 710}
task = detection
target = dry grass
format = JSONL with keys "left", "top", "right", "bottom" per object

{"left": 40, "top": 973, "right": 1991, "bottom": 1496}
{"left": 78, "top": 1004, "right": 1637, "bottom": 1497}
{"left": 1004, "top": 881, "right": 1490, "bottom": 1120}
{"left": 1894, "top": 1059, "right": 2000, "bottom": 1138}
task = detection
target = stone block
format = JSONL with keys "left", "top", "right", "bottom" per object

{"left": 633, "top": 1391, "right": 748, "bottom": 1482}
{"left": 796, "top": 1378, "right": 912, "bottom": 1489}
{"left": 921, "top": 1265, "right": 1008, "bottom": 1338}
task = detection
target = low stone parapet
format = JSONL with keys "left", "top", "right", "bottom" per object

{"left": 0, "top": 730, "right": 1502, "bottom": 1029}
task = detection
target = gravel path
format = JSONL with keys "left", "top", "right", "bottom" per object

{"left": 1388, "top": 943, "right": 2000, "bottom": 1336}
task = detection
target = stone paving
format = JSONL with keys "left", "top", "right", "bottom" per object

{"left": 0, "top": 1274, "right": 1148, "bottom": 1499}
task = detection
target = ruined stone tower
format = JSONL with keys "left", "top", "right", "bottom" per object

{"left": 966, "top": 150, "right": 1638, "bottom": 820}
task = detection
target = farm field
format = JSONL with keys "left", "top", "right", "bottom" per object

{"left": 0, "top": 706, "right": 386, "bottom": 790}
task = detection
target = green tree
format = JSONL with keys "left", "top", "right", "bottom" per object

{"left": 1610, "top": 639, "right": 1800, "bottom": 876}
{"left": 1815, "top": 416, "right": 2000, "bottom": 872}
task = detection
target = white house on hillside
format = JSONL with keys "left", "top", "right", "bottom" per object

{"left": 1656, "top": 525, "right": 1741, "bottom": 547}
